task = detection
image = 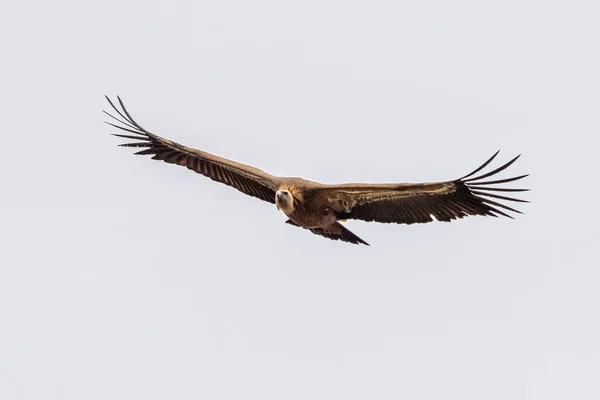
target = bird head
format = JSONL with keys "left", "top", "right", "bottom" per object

{"left": 275, "top": 189, "right": 295, "bottom": 214}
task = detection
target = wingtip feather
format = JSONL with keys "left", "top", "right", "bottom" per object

{"left": 458, "top": 150, "right": 501, "bottom": 181}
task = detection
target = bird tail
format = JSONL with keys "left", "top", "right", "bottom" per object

{"left": 285, "top": 220, "right": 369, "bottom": 246}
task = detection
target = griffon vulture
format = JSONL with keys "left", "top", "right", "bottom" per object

{"left": 104, "top": 96, "right": 528, "bottom": 246}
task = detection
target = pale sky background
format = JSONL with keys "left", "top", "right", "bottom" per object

{"left": 1, "top": 1, "right": 599, "bottom": 399}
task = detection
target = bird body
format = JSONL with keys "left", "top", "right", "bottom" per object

{"left": 105, "top": 96, "right": 529, "bottom": 246}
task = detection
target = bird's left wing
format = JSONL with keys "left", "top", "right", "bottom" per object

{"left": 104, "top": 96, "right": 280, "bottom": 204}
{"left": 313, "top": 151, "right": 529, "bottom": 224}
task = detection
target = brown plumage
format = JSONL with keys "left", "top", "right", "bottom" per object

{"left": 104, "top": 96, "right": 529, "bottom": 246}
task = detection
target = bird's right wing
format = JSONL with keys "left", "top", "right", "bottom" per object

{"left": 104, "top": 96, "right": 280, "bottom": 204}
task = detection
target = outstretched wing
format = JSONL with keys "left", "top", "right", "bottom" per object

{"left": 104, "top": 96, "right": 280, "bottom": 204}
{"left": 317, "top": 151, "right": 529, "bottom": 224}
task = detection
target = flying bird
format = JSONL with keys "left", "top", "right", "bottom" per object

{"left": 104, "top": 96, "right": 529, "bottom": 246}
